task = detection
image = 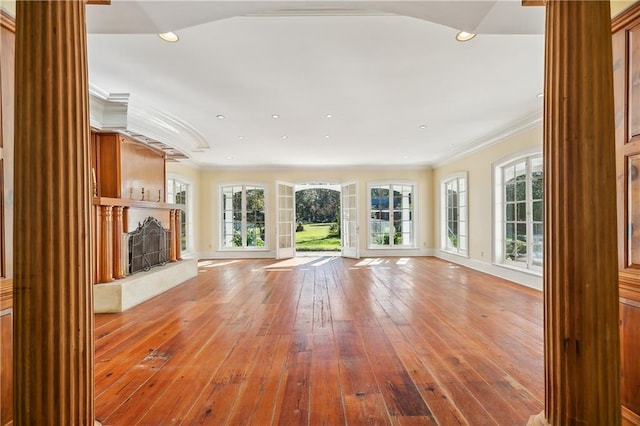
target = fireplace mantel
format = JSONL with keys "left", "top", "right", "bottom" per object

{"left": 93, "top": 197, "right": 183, "bottom": 284}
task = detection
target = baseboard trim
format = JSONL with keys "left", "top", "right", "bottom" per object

{"left": 434, "top": 251, "right": 542, "bottom": 291}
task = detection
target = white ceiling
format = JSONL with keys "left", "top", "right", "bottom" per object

{"left": 85, "top": 1, "right": 545, "bottom": 168}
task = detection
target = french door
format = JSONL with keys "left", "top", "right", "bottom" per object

{"left": 276, "top": 181, "right": 295, "bottom": 259}
{"left": 341, "top": 181, "right": 359, "bottom": 258}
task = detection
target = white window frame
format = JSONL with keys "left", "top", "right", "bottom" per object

{"left": 367, "top": 182, "right": 417, "bottom": 249}
{"left": 440, "top": 172, "right": 468, "bottom": 257}
{"left": 219, "top": 183, "right": 268, "bottom": 251}
{"left": 493, "top": 149, "right": 543, "bottom": 274}
{"left": 166, "top": 176, "right": 192, "bottom": 253}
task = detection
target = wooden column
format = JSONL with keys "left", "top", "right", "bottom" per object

{"left": 532, "top": 1, "right": 621, "bottom": 424}
{"left": 112, "top": 206, "right": 124, "bottom": 279}
{"left": 169, "top": 209, "right": 177, "bottom": 262}
{"left": 99, "top": 206, "right": 114, "bottom": 283}
{"left": 13, "top": 1, "right": 95, "bottom": 425}
{"left": 175, "top": 209, "right": 182, "bottom": 260}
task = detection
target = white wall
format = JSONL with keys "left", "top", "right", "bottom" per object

{"left": 433, "top": 125, "right": 543, "bottom": 289}
{"left": 168, "top": 165, "right": 434, "bottom": 258}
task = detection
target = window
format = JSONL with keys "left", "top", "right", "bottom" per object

{"left": 167, "top": 177, "right": 190, "bottom": 251}
{"left": 221, "top": 185, "right": 266, "bottom": 249}
{"left": 441, "top": 173, "right": 467, "bottom": 255}
{"left": 494, "top": 154, "right": 543, "bottom": 271}
{"left": 369, "top": 183, "right": 414, "bottom": 248}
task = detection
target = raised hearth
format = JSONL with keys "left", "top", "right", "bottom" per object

{"left": 94, "top": 259, "right": 197, "bottom": 313}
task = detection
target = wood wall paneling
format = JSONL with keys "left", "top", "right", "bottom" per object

{"left": 120, "top": 136, "right": 165, "bottom": 202}
{"left": 613, "top": 5, "right": 640, "bottom": 424}
{"left": 97, "top": 132, "right": 121, "bottom": 198}
{"left": 630, "top": 24, "right": 640, "bottom": 142}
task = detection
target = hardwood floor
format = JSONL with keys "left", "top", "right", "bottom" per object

{"left": 94, "top": 256, "right": 544, "bottom": 425}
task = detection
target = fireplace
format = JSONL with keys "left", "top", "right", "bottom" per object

{"left": 126, "top": 216, "right": 172, "bottom": 275}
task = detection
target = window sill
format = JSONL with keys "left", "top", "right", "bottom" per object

{"left": 220, "top": 248, "right": 270, "bottom": 252}
{"left": 493, "top": 262, "right": 542, "bottom": 277}
{"left": 367, "top": 246, "right": 418, "bottom": 250}
{"left": 440, "top": 249, "right": 469, "bottom": 259}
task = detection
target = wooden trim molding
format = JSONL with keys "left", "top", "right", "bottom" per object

{"left": 612, "top": 1, "right": 640, "bottom": 33}
{"left": 522, "top": 0, "right": 546, "bottom": 6}
{"left": 623, "top": 405, "right": 640, "bottom": 425}
{"left": 0, "top": 9, "right": 15, "bottom": 32}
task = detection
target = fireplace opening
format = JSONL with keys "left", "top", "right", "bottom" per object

{"left": 127, "top": 216, "right": 171, "bottom": 275}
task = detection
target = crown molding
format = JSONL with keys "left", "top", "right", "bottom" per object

{"left": 89, "top": 84, "right": 210, "bottom": 161}
{"left": 430, "top": 110, "right": 543, "bottom": 169}
{"left": 0, "top": 8, "right": 15, "bottom": 32}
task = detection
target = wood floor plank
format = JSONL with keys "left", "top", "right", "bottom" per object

{"left": 309, "top": 333, "right": 345, "bottom": 426}
{"left": 93, "top": 257, "right": 543, "bottom": 425}
{"left": 225, "top": 334, "right": 291, "bottom": 425}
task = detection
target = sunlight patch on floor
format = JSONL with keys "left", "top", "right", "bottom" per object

{"left": 311, "top": 256, "right": 338, "bottom": 267}
{"left": 263, "top": 257, "right": 317, "bottom": 269}
{"left": 198, "top": 260, "right": 242, "bottom": 268}
{"left": 355, "top": 258, "right": 388, "bottom": 267}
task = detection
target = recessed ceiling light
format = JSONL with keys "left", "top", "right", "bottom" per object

{"left": 272, "top": 114, "right": 279, "bottom": 119}
{"left": 326, "top": 114, "right": 334, "bottom": 119}
{"left": 226, "top": 156, "right": 233, "bottom": 160}
{"left": 419, "top": 124, "right": 427, "bottom": 129}
{"left": 455, "top": 31, "right": 476, "bottom": 42}
{"left": 238, "top": 136, "right": 244, "bottom": 139}
{"left": 448, "top": 144, "right": 454, "bottom": 148}
{"left": 216, "top": 114, "right": 225, "bottom": 119}
{"left": 324, "top": 135, "right": 330, "bottom": 139}
{"left": 537, "top": 93, "right": 544, "bottom": 98}
{"left": 281, "top": 135, "right": 288, "bottom": 139}
{"left": 403, "top": 155, "right": 409, "bottom": 159}
{"left": 158, "top": 32, "right": 179, "bottom": 43}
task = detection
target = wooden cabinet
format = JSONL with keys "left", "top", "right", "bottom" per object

{"left": 92, "top": 132, "right": 166, "bottom": 201}
{"left": 613, "top": 5, "right": 640, "bottom": 424}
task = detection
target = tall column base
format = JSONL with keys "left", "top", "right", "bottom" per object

{"left": 526, "top": 411, "right": 549, "bottom": 426}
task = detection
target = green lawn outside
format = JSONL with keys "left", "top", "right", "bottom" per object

{"left": 295, "top": 223, "right": 341, "bottom": 251}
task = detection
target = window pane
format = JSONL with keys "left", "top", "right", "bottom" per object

{"left": 516, "top": 223, "right": 527, "bottom": 242}
{"left": 517, "top": 202, "right": 527, "bottom": 221}
{"left": 532, "top": 177, "right": 544, "bottom": 200}
{"left": 506, "top": 183, "right": 515, "bottom": 202}
{"left": 533, "top": 222, "right": 544, "bottom": 266}
{"left": 533, "top": 201, "right": 543, "bottom": 222}
{"left": 504, "top": 165, "right": 515, "bottom": 183}
{"left": 459, "top": 206, "right": 467, "bottom": 222}
{"left": 458, "top": 235, "right": 467, "bottom": 251}
{"left": 516, "top": 181, "right": 526, "bottom": 201}
{"left": 506, "top": 204, "right": 515, "bottom": 221}
{"left": 506, "top": 223, "right": 515, "bottom": 240}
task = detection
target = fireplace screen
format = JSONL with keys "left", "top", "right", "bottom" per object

{"left": 128, "top": 217, "right": 171, "bottom": 274}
